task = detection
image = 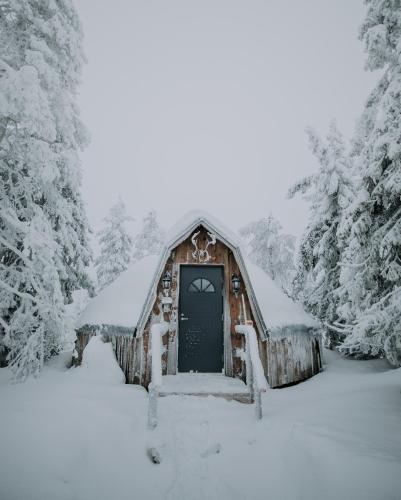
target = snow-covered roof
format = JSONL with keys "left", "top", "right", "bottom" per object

{"left": 77, "top": 255, "right": 160, "bottom": 329}
{"left": 164, "top": 209, "right": 243, "bottom": 251}
{"left": 245, "top": 259, "right": 317, "bottom": 330}
{"left": 78, "top": 211, "right": 317, "bottom": 334}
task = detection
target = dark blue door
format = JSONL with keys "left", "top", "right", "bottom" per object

{"left": 178, "top": 266, "right": 224, "bottom": 372}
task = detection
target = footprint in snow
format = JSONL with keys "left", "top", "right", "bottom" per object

{"left": 147, "top": 446, "right": 162, "bottom": 464}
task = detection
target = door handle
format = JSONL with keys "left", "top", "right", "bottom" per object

{"left": 180, "top": 316, "right": 189, "bottom": 321}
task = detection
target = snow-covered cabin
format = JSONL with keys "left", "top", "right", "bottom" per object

{"left": 76, "top": 211, "right": 322, "bottom": 389}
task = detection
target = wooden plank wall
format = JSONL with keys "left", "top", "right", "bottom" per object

{"left": 142, "top": 226, "right": 258, "bottom": 382}
{"left": 74, "top": 329, "right": 323, "bottom": 389}
{"left": 74, "top": 225, "right": 323, "bottom": 389}
{"left": 72, "top": 331, "right": 95, "bottom": 366}
{"left": 262, "top": 330, "right": 323, "bottom": 388}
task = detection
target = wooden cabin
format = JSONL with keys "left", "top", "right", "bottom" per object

{"left": 75, "top": 211, "right": 322, "bottom": 391}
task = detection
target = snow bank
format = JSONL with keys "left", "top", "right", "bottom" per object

{"left": 0, "top": 351, "right": 400, "bottom": 500}
{"left": 79, "top": 336, "right": 125, "bottom": 385}
{"left": 78, "top": 255, "right": 160, "bottom": 328}
{"left": 245, "top": 259, "right": 317, "bottom": 330}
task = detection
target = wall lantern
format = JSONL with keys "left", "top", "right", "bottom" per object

{"left": 162, "top": 271, "right": 172, "bottom": 291}
{"left": 231, "top": 273, "right": 241, "bottom": 296}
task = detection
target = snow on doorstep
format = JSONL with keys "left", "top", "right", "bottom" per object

{"left": 77, "top": 255, "right": 160, "bottom": 328}
{"left": 245, "top": 259, "right": 318, "bottom": 330}
{"left": 161, "top": 373, "right": 249, "bottom": 395}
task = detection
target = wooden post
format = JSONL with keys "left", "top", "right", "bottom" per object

{"left": 147, "top": 386, "right": 159, "bottom": 430}
{"left": 147, "top": 322, "right": 169, "bottom": 430}
{"left": 241, "top": 294, "right": 254, "bottom": 400}
{"left": 254, "top": 387, "right": 262, "bottom": 420}
{"left": 245, "top": 328, "right": 254, "bottom": 401}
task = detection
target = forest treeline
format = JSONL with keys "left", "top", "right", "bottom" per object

{"left": 289, "top": 0, "right": 401, "bottom": 367}
{"left": 0, "top": 0, "right": 400, "bottom": 378}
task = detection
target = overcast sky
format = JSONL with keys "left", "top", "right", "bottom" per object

{"left": 76, "top": 0, "right": 378, "bottom": 241}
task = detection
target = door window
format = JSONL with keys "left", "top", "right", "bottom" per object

{"left": 187, "top": 278, "right": 215, "bottom": 293}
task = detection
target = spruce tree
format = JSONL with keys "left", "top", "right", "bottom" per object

{"left": 240, "top": 215, "right": 296, "bottom": 295}
{"left": 336, "top": 0, "right": 401, "bottom": 365}
{"left": 288, "top": 122, "right": 353, "bottom": 346}
{"left": 133, "top": 210, "right": 165, "bottom": 261}
{"left": 0, "top": 0, "right": 92, "bottom": 378}
{"left": 96, "top": 199, "right": 134, "bottom": 291}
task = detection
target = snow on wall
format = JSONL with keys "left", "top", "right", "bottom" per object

{"left": 150, "top": 322, "right": 169, "bottom": 389}
{"left": 235, "top": 324, "right": 268, "bottom": 391}
{"left": 77, "top": 255, "right": 160, "bottom": 328}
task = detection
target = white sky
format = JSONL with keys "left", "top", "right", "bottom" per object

{"left": 76, "top": 0, "right": 378, "bottom": 240}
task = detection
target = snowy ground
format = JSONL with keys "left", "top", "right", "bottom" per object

{"left": 0, "top": 339, "right": 400, "bottom": 500}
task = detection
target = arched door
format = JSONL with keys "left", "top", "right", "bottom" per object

{"left": 178, "top": 265, "right": 224, "bottom": 372}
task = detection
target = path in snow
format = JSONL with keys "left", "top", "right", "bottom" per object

{"left": 0, "top": 344, "right": 400, "bottom": 500}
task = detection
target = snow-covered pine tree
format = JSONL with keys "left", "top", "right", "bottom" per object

{"left": 0, "top": 1, "right": 92, "bottom": 378}
{"left": 240, "top": 215, "right": 296, "bottom": 295}
{"left": 133, "top": 210, "right": 165, "bottom": 261}
{"left": 288, "top": 121, "right": 353, "bottom": 347}
{"left": 336, "top": 0, "right": 401, "bottom": 365}
{"left": 96, "top": 198, "right": 134, "bottom": 290}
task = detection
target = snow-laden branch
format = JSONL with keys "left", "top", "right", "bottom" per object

{"left": 325, "top": 322, "right": 353, "bottom": 334}
{"left": 0, "top": 315, "right": 10, "bottom": 335}
{"left": 373, "top": 207, "right": 401, "bottom": 238}
{"left": 0, "top": 278, "right": 37, "bottom": 304}
{"left": 339, "top": 255, "right": 371, "bottom": 269}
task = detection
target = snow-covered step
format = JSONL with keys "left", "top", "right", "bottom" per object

{"left": 159, "top": 373, "right": 252, "bottom": 403}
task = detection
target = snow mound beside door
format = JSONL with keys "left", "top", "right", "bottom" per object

{"left": 78, "top": 336, "right": 125, "bottom": 385}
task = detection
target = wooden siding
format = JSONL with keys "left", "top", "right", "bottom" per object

{"left": 75, "top": 225, "right": 323, "bottom": 389}
{"left": 74, "top": 328, "right": 323, "bottom": 389}
{"left": 263, "top": 330, "right": 323, "bottom": 388}
{"left": 140, "top": 226, "right": 257, "bottom": 385}
{"left": 73, "top": 330, "right": 145, "bottom": 384}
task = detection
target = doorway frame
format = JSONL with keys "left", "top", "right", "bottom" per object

{"left": 177, "top": 263, "right": 229, "bottom": 374}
